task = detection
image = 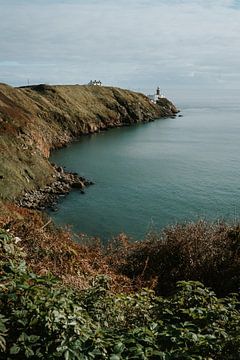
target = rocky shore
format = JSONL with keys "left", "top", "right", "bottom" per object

{"left": 18, "top": 165, "right": 94, "bottom": 211}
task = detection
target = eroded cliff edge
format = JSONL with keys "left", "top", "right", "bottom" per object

{"left": 0, "top": 83, "right": 178, "bottom": 203}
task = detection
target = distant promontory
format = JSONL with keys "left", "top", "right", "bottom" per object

{"left": 0, "top": 83, "right": 178, "bottom": 205}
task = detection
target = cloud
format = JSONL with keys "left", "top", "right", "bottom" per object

{"left": 0, "top": 0, "right": 240, "bottom": 89}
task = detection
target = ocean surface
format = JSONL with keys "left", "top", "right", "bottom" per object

{"left": 49, "top": 89, "right": 240, "bottom": 241}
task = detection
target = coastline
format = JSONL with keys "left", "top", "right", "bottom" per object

{"left": 18, "top": 165, "right": 94, "bottom": 211}
{"left": 0, "top": 83, "right": 179, "bottom": 209}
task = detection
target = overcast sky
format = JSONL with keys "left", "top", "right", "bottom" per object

{"left": 1, "top": 0, "right": 240, "bottom": 92}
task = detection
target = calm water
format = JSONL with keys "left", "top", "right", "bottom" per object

{"left": 50, "top": 89, "right": 240, "bottom": 241}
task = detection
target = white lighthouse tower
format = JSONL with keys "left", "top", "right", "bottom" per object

{"left": 148, "top": 87, "right": 165, "bottom": 103}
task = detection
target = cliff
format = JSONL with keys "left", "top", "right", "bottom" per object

{"left": 0, "top": 83, "right": 178, "bottom": 203}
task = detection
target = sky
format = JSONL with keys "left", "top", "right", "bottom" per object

{"left": 1, "top": 0, "right": 240, "bottom": 92}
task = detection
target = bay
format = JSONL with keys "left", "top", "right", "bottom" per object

{"left": 49, "top": 89, "right": 240, "bottom": 241}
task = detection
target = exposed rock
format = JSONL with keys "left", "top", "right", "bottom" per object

{"left": 156, "top": 98, "right": 179, "bottom": 116}
{"left": 18, "top": 165, "right": 93, "bottom": 210}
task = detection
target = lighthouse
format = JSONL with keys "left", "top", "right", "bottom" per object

{"left": 147, "top": 86, "right": 165, "bottom": 103}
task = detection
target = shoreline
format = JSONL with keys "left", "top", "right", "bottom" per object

{"left": 18, "top": 165, "right": 94, "bottom": 211}
{"left": 17, "top": 111, "right": 180, "bottom": 211}
{"left": 0, "top": 83, "right": 179, "bottom": 204}
{"left": 0, "top": 83, "right": 179, "bottom": 210}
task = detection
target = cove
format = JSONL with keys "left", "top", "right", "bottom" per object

{"left": 49, "top": 91, "right": 240, "bottom": 241}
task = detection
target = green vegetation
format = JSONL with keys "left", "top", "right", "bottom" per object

{"left": 1, "top": 229, "right": 240, "bottom": 359}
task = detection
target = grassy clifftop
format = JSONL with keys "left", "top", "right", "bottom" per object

{"left": 0, "top": 83, "right": 178, "bottom": 202}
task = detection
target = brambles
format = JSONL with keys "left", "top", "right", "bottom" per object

{"left": 1, "top": 208, "right": 240, "bottom": 296}
{"left": 107, "top": 221, "right": 240, "bottom": 296}
{"left": 1, "top": 229, "right": 240, "bottom": 359}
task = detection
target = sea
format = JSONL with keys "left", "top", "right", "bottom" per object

{"left": 49, "top": 88, "right": 240, "bottom": 241}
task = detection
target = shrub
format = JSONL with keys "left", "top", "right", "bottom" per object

{"left": 1, "top": 229, "right": 240, "bottom": 359}
{"left": 107, "top": 221, "right": 240, "bottom": 296}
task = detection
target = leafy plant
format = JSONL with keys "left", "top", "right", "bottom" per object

{"left": 1, "top": 229, "right": 240, "bottom": 359}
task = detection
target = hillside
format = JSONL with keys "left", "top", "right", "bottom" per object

{"left": 0, "top": 83, "right": 178, "bottom": 203}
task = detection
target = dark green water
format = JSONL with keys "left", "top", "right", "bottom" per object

{"left": 50, "top": 90, "right": 240, "bottom": 241}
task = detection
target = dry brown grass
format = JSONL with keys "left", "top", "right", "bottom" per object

{"left": 1, "top": 203, "right": 239, "bottom": 295}
{"left": 0, "top": 204, "right": 132, "bottom": 292}
{"left": 105, "top": 221, "right": 240, "bottom": 296}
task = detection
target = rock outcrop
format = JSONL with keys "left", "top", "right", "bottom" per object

{"left": 18, "top": 166, "right": 94, "bottom": 210}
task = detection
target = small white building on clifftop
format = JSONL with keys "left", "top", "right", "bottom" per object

{"left": 88, "top": 80, "right": 102, "bottom": 86}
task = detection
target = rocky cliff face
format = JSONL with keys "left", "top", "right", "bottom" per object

{"left": 0, "top": 83, "right": 178, "bottom": 202}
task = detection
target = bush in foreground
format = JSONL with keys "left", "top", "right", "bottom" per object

{"left": 1, "top": 229, "right": 240, "bottom": 359}
{"left": 107, "top": 221, "right": 240, "bottom": 296}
